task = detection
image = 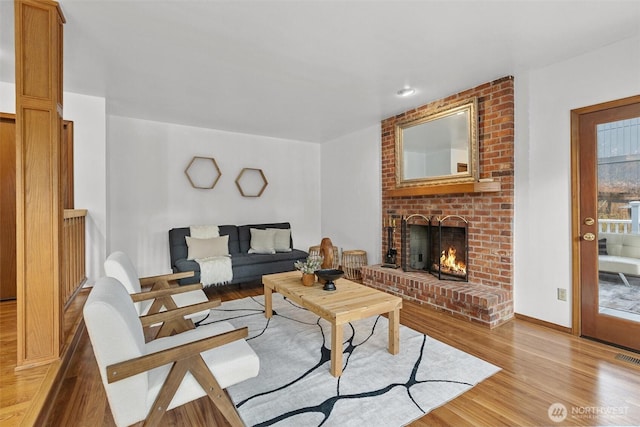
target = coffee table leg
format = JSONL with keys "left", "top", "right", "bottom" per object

{"left": 264, "top": 285, "right": 273, "bottom": 319}
{"left": 388, "top": 307, "right": 400, "bottom": 355}
{"left": 330, "top": 323, "right": 343, "bottom": 377}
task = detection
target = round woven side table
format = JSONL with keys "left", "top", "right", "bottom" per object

{"left": 342, "top": 250, "right": 368, "bottom": 281}
{"left": 308, "top": 245, "right": 341, "bottom": 269}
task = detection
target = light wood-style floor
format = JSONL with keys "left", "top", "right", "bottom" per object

{"left": 0, "top": 288, "right": 87, "bottom": 427}
{"left": 4, "top": 282, "right": 640, "bottom": 426}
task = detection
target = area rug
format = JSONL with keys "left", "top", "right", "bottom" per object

{"left": 200, "top": 294, "right": 500, "bottom": 427}
{"left": 599, "top": 272, "right": 640, "bottom": 315}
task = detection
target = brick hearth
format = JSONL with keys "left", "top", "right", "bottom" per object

{"left": 375, "top": 76, "right": 515, "bottom": 327}
{"left": 363, "top": 265, "right": 513, "bottom": 328}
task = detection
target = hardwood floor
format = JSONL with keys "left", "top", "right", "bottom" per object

{"left": 5, "top": 282, "right": 640, "bottom": 426}
{"left": 0, "top": 287, "right": 88, "bottom": 426}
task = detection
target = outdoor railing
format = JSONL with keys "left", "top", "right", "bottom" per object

{"left": 599, "top": 219, "right": 633, "bottom": 234}
{"left": 63, "top": 209, "right": 87, "bottom": 306}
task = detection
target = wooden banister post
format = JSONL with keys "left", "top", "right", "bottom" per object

{"left": 15, "top": 0, "right": 66, "bottom": 368}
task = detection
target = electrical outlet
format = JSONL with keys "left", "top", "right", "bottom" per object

{"left": 557, "top": 288, "right": 567, "bottom": 301}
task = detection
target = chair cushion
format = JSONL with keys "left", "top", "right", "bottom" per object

{"left": 145, "top": 321, "right": 260, "bottom": 411}
{"left": 105, "top": 251, "right": 143, "bottom": 295}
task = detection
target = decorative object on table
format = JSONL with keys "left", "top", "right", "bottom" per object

{"left": 210, "top": 294, "right": 501, "bottom": 427}
{"left": 235, "top": 167, "right": 268, "bottom": 197}
{"left": 294, "top": 255, "right": 323, "bottom": 286}
{"left": 316, "top": 237, "right": 336, "bottom": 286}
{"left": 301, "top": 273, "right": 315, "bottom": 287}
{"left": 319, "top": 237, "right": 334, "bottom": 269}
{"left": 382, "top": 214, "right": 398, "bottom": 268}
{"left": 185, "top": 156, "right": 221, "bottom": 189}
{"left": 342, "top": 249, "right": 368, "bottom": 281}
{"left": 315, "top": 268, "right": 344, "bottom": 291}
{"left": 308, "top": 244, "right": 340, "bottom": 269}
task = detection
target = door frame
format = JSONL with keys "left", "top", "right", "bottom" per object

{"left": 571, "top": 94, "right": 640, "bottom": 336}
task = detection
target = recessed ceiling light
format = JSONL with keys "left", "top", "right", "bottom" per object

{"left": 396, "top": 87, "right": 416, "bottom": 97}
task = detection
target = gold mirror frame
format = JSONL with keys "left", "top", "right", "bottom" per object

{"left": 395, "top": 97, "right": 479, "bottom": 187}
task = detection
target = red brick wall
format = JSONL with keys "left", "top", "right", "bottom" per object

{"left": 381, "top": 76, "right": 514, "bottom": 292}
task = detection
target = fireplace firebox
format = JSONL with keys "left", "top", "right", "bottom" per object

{"left": 401, "top": 214, "right": 468, "bottom": 282}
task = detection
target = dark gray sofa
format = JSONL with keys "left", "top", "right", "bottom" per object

{"left": 169, "top": 222, "right": 308, "bottom": 285}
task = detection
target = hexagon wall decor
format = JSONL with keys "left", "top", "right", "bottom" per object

{"left": 235, "top": 168, "right": 268, "bottom": 197}
{"left": 185, "top": 156, "right": 221, "bottom": 189}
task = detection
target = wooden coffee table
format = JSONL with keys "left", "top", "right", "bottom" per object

{"left": 262, "top": 271, "right": 402, "bottom": 377}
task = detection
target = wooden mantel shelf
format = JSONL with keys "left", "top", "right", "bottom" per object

{"left": 387, "top": 180, "right": 501, "bottom": 197}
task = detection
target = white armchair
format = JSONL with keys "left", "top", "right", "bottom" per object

{"left": 84, "top": 276, "right": 259, "bottom": 427}
{"left": 105, "top": 251, "right": 211, "bottom": 335}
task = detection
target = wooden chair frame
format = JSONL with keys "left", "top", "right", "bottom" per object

{"left": 130, "top": 277, "right": 220, "bottom": 340}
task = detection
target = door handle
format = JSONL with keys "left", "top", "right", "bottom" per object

{"left": 582, "top": 232, "right": 596, "bottom": 241}
{"left": 584, "top": 217, "right": 595, "bottom": 226}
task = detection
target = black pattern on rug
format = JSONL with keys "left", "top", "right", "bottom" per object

{"left": 202, "top": 294, "right": 500, "bottom": 427}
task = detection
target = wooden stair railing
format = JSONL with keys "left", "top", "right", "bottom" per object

{"left": 63, "top": 209, "right": 87, "bottom": 307}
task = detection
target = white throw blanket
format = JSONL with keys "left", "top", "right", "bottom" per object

{"left": 197, "top": 256, "right": 233, "bottom": 287}
{"left": 190, "top": 225, "right": 219, "bottom": 239}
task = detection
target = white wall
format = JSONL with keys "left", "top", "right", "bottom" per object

{"left": 64, "top": 92, "right": 107, "bottom": 283}
{"left": 107, "top": 116, "right": 322, "bottom": 276}
{"left": 514, "top": 35, "right": 640, "bottom": 326}
{"left": 320, "top": 124, "right": 381, "bottom": 264}
{"left": 0, "top": 82, "right": 107, "bottom": 283}
{"left": 0, "top": 82, "right": 14, "bottom": 111}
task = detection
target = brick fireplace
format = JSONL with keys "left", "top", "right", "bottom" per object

{"left": 362, "top": 76, "right": 514, "bottom": 328}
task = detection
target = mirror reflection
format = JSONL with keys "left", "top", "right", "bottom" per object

{"left": 396, "top": 98, "right": 478, "bottom": 186}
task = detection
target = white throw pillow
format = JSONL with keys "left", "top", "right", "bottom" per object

{"left": 186, "top": 235, "right": 229, "bottom": 260}
{"left": 268, "top": 228, "right": 292, "bottom": 252}
{"left": 248, "top": 228, "right": 276, "bottom": 254}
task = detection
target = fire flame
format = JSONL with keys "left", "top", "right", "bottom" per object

{"left": 440, "top": 247, "right": 466, "bottom": 274}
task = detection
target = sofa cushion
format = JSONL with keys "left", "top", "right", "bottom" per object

{"left": 270, "top": 228, "right": 292, "bottom": 252}
{"left": 186, "top": 235, "right": 229, "bottom": 260}
{"left": 599, "top": 255, "right": 640, "bottom": 275}
{"left": 170, "top": 225, "right": 240, "bottom": 265}
{"left": 238, "top": 222, "right": 292, "bottom": 253}
{"left": 247, "top": 228, "right": 277, "bottom": 254}
{"left": 600, "top": 232, "right": 640, "bottom": 258}
{"left": 231, "top": 250, "right": 308, "bottom": 267}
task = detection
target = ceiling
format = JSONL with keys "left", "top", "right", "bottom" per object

{"left": 1, "top": 1, "right": 639, "bottom": 143}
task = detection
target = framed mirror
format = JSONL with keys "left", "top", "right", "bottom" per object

{"left": 396, "top": 97, "right": 479, "bottom": 187}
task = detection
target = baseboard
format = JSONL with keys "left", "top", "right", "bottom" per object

{"left": 515, "top": 313, "right": 573, "bottom": 334}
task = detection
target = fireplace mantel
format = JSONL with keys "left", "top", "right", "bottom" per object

{"left": 388, "top": 180, "right": 501, "bottom": 197}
